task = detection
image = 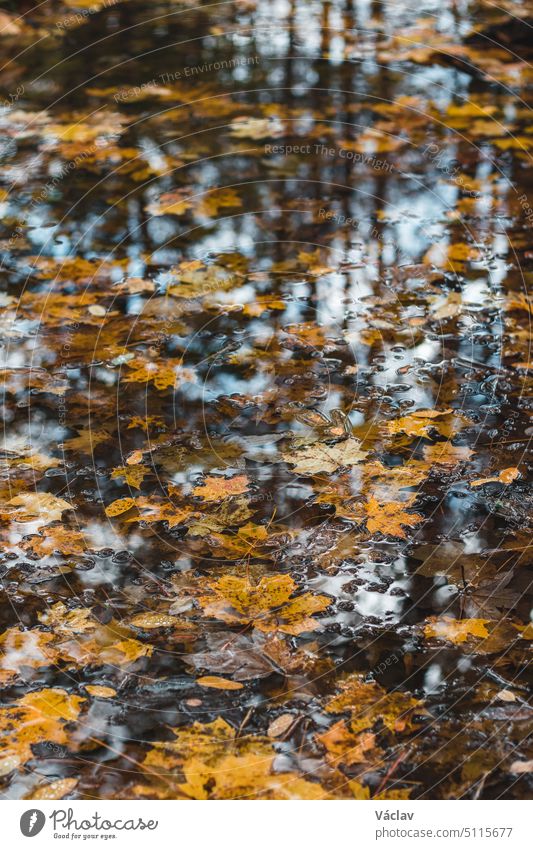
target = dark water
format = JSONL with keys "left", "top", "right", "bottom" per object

{"left": 0, "top": 0, "right": 531, "bottom": 800}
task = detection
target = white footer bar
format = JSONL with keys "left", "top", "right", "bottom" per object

{"left": 4, "top": 800, "right": 530, "bottom": 848}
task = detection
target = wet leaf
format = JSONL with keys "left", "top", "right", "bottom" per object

{"left": 424, "top": 617, "right": 491, "bottom": 643}
{"left": 199, "top": 575, "right": 331, "bottom": 635}
{"left": 0, "top": 689, "right": 84, "bottom": 776}
{"left": 192, "top": 474, "right": 250, "bottom": 501}
{"left": 196, "top": 676, "right": 244, "bottom": 690}
{"left": 364, "top": 496, "right": 424, "bottom": 538}
{"left": 283, "top": 438, "right": 368, "bottom": 475}
{"left": 470, "top": 467, "right": 520, "bottom": 487}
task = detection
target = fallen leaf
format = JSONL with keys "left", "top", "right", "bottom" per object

{"left": 199, "top": 575, "right": 331, "bottom": 635}
{"left": 192, "top": 474, "right": 250, "bottom": 502}
{"left": 26, "top": 778, "right": 78, "bottom": 800}
{"left": 0, "top": 689, "right": 85, "bottom": 776}
{"left": 424, "top": 616, "right": 490, "bottom": 643}
{"left": 196, "top": 676, "right": 244, "bottom": 690}
{"left": 283, "top": 438, "right": 368, "bottom": 475}
{"left": 470, "top": 467, "right": 519, "bottom": 487}
{"left": 364, "top": 496, "right": 423, "bottom": 538}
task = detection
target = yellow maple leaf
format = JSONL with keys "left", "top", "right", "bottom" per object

{"left": 385, "top": 408, "right": 466, "bottom": 439}
{"left": 141, "top": 717, "right": 329, "bottom": 800}
{"left": 325, "top": 674, "right": 425, "bottom": 735}
{"left": 316, "top": 722, "right": 377, "bottom": 766}
{"left": 422, "top": 442, "right": 473, "bottom": 466}
{"left": 111, "top": 464, "right": 149, "bottom": 490}
{"left": 199, "top": 574, "right": 331, "bottom": 635}
{"left": 3, "top": 492, "right": 74, "bottom": 525}
{"left": 192, "top": 474, "right": 250, "bottom": 502}
{"left": 424, "top": 616, "right": 491, "bottom": 643}
{"left": 23, "top": 526, "right": 86, "bottom": 557}
{"left": 0, "top": 689, "right": 85, "bottom": 776}
{"left": 283, "top": 437, "right": 368, "bottom": 475}
{"left": 62, "top": 428, "right": 111, "bottom": 454}
{"left": 123, "top": 357, "right": 195, "bottom": 391}
{"left": 364, "top": 496, "right": 423, "bottom": 538}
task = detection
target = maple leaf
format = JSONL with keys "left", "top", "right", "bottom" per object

{"left": 325, "top": 674, "right": 425, "bottom": 735}
{"left": 140, "top": 718, "right": 329, "bottom": 800}
{"left": 3, "top": 492, "right": 74, "bottom": 525}
{"left": 363, "top": 460, "right": 428, "bottom": 501}
{"left": 0, "top": 629, "right": 61, "bottom": 684}
{"left": 146, "top": 189, "right": 194, "bottom": 216}
{"left": 422, "top": 442, "right": 473, "bottom": 466}
{"left": 364, "top": 496, "right": 423, "bottom": 538}
{"left": 39, "top": 603, "right": 94, "bottom": 634}
{"left": 316, "top": 722, "right": 378, "bottom": 766}
{"left": 192, "top": 474, "right": 250, "bottom": 502}
{"left": 128, "top": 497, "right": 197, "bottom": 529}
{"left": 111, "top": 464, "right": 149, "bottom": 490}
{"left": 424, "top": 242, "right": 483, "bottom": 271}
{"left": 0, "top": 689, "right": 84, "bottom": 776}
{"left": 187, "top": 632, "right": 276, "bottom": 681}
{"left": 385, "top": 408, "right": 469, "bottom": 439}
{"left": 283, "top": 437, "right": 368, "bottom": 475}
{"left": 198, "top": 187, "right": 242, "bottom": 217}
{"left": 62, "top": 428, "right": 111, "bottom": 454}
{"left": 241, "top": 296, "right": 286, "bottom": 317}
{"left": 167, "top": 262, "right": 239, "bottom": 299}
{"left": 123, "top": 357, "right": 195, "bottom": 391}
{"left": 22, "top": 526, "right": 87, "bottom": 557}
{"left": 199, "top": 575, "right": 331, "bottom": 635}
{"left": 424, "top": 616, "right": 490, "bottom": 643}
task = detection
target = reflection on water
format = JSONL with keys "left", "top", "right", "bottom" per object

{"left": 0, "top": 0, "right": 531, "bottom": 800}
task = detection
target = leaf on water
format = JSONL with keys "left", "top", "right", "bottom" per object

{"left": 84, "top": 686, "right": 116, "bottom": 699}
{"left": 128, "top": 497, "right": 197, "bottom": 529}
{"left": 62, "top": 428, "right": 111, "bottom": 454}
{"left": 25, "top": 777, "right": 78, "bottom": 801}
{"left": 317, "top": 722, "right": 378, "bottom": 766}
{"left": 105, "top": 497, "right": 137, "bottom": 517}
{"left": 385, "top": 408, "right": 469, "bottom": 440}
{"left": 325, "top": 674, "right": 426, "bottom": 735}
{"left": 470, "top": 467, "right": 519, "bottom": 487}
{"left": 192, "top": 474, "right": 250, "bottom": 502}
{"left": 424, "top": 616, "right": 491, "bottom": 643}
{"left": 3, "top": 493, "right": 74, "bottom": 524}
{"left": 139, "top": 717, "right": 330, "bottom": 799}
{"left": 196, "top": 676, "right": 244, "bottom": 690}
{"left": 0, "top": 689, "right": 85, "bottom": 776}
{"left": 111, "top": 465, "right": 149, "bottom": 490}
{"left": 364, "top": 496, "right": 424, "bottom": 538}
{"left": 22, "top": 526, "right": 87, "bottom": 557}
{"left": 267, "top": 714, "right": 296, "bottom": 738}
{"left": 199, "top": 574, "right": 331, "bottom": 635}
{"left": 123, "top": 357, "right": 196, "bottom": 391}
{"left": 422, "top": 442, "right": 474, "bottom": 466}
{"left": 187, "top": 632, "right": 276, "bottom": 681}
{"left": 283, "top": 437, "right": 368, "bottom": 475}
